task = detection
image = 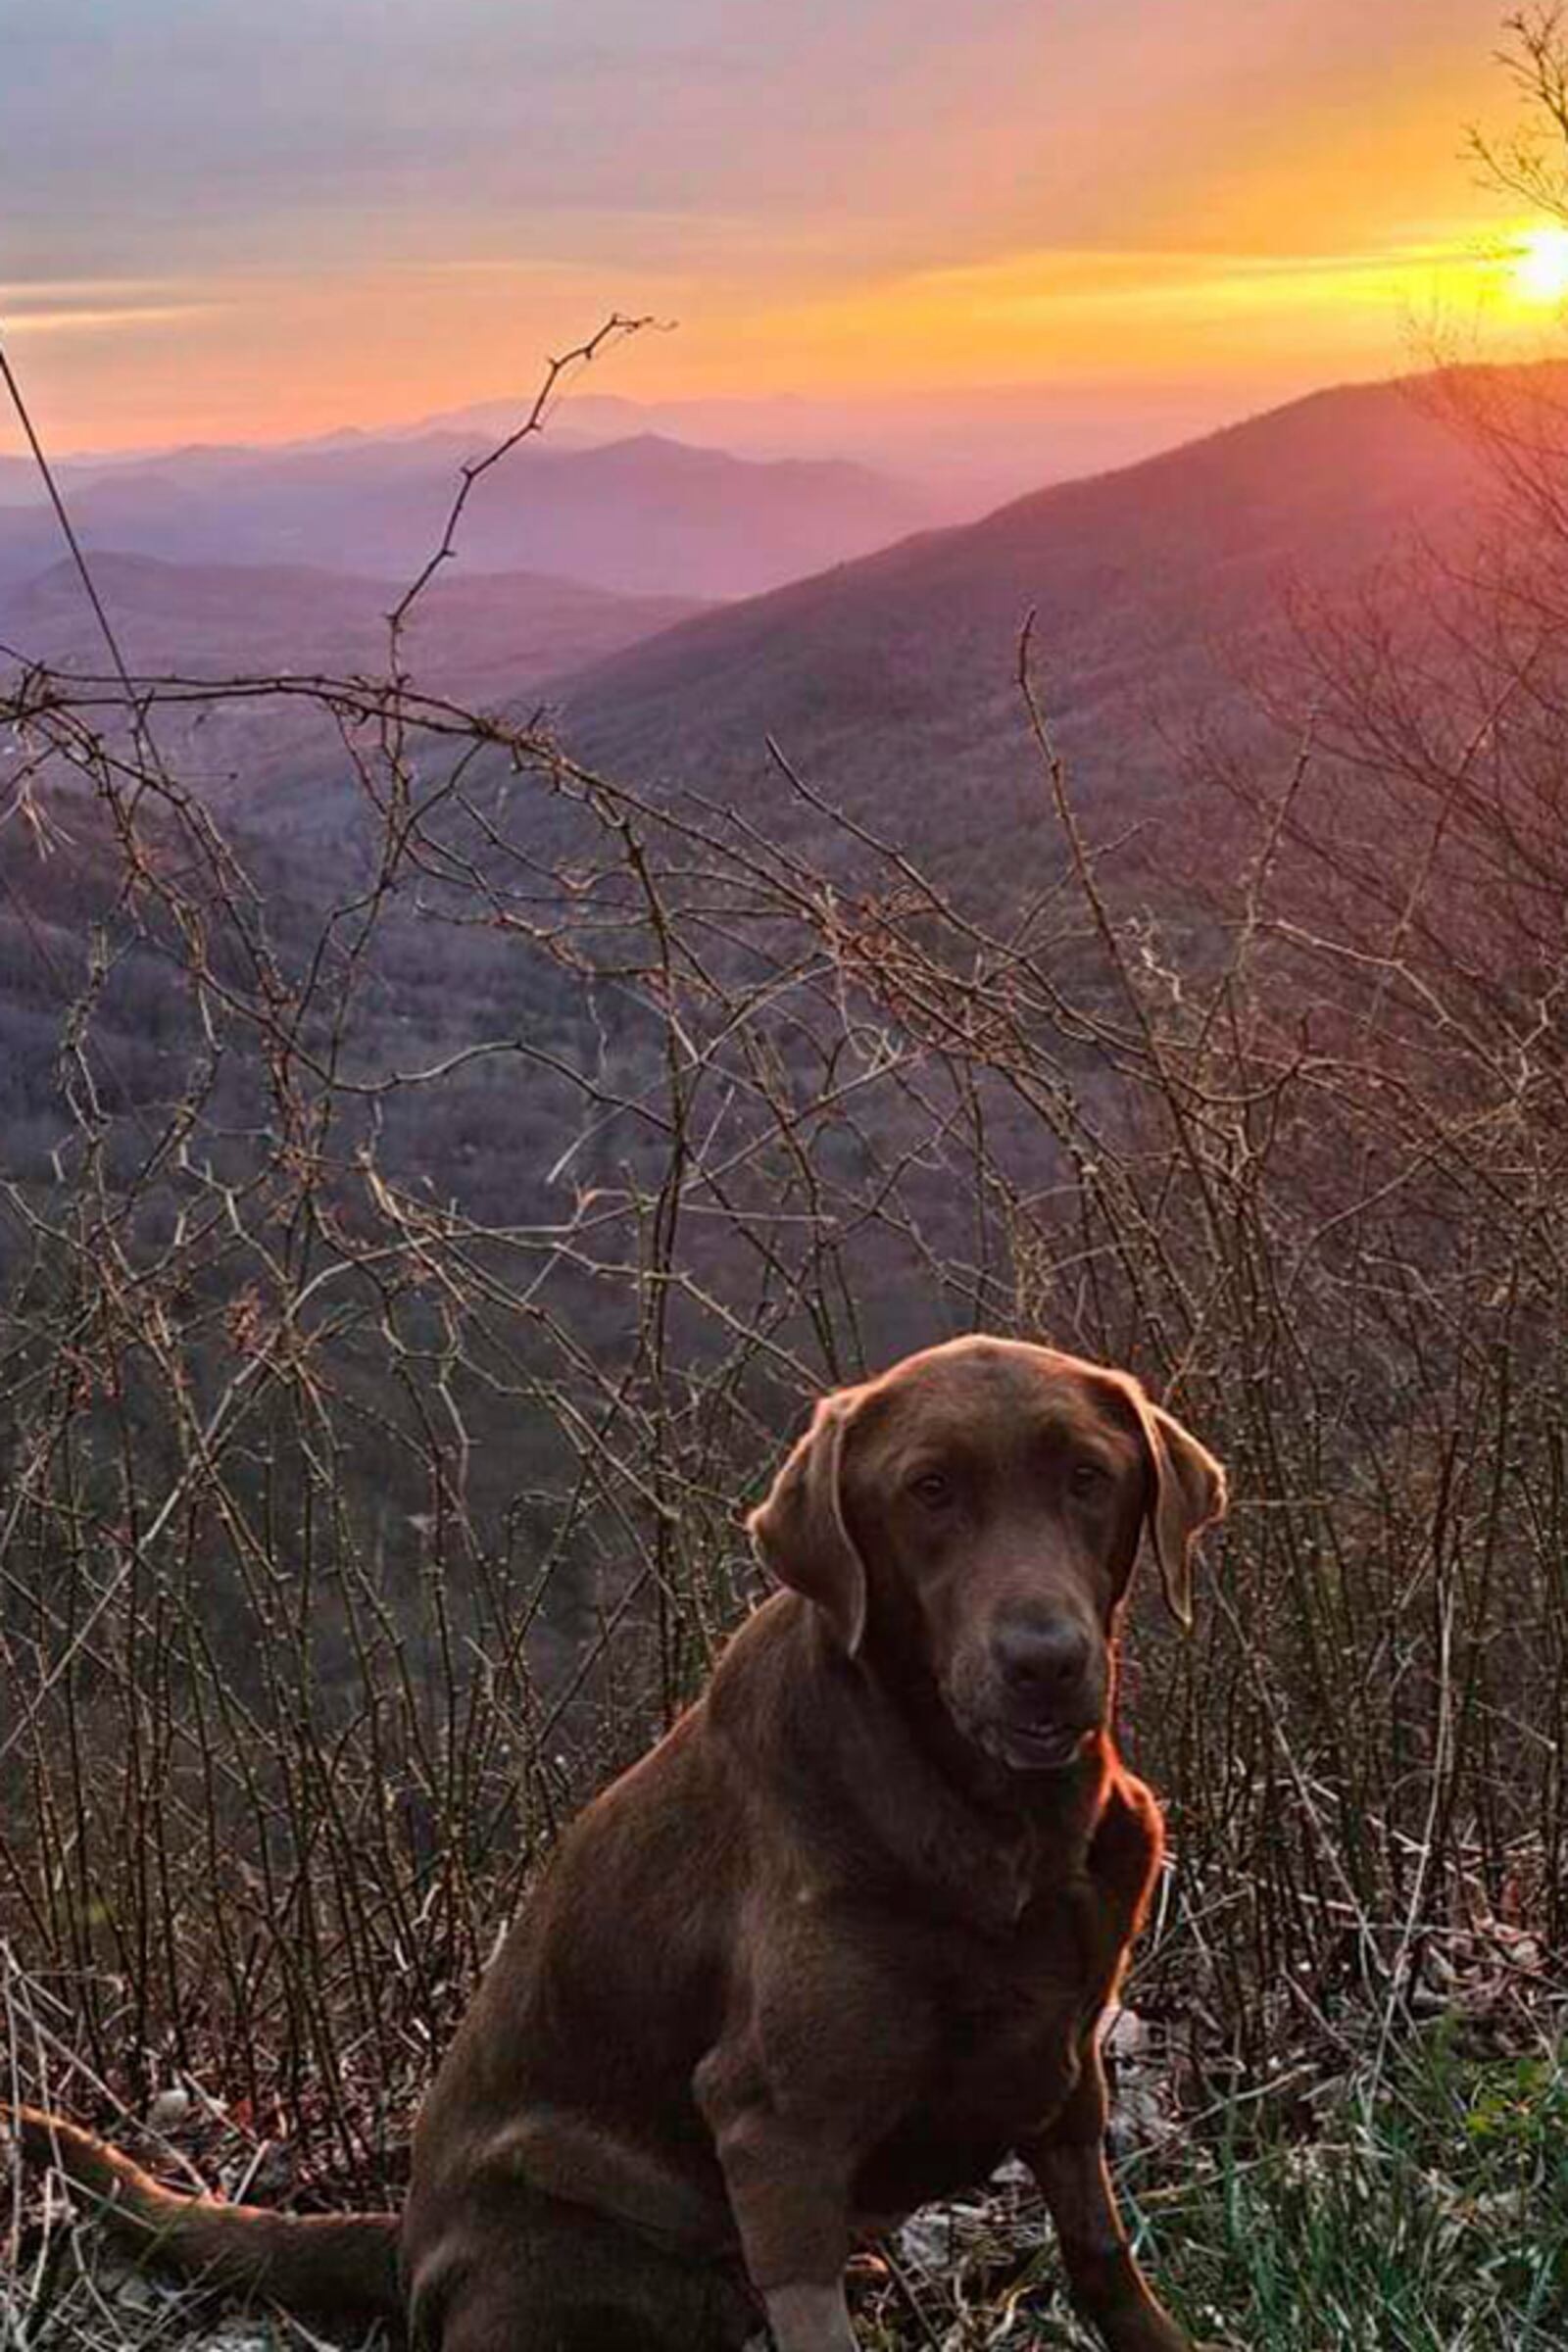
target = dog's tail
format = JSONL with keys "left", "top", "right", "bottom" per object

{"left": 12, "top": 2106, "right": 403, "bottom": 2323}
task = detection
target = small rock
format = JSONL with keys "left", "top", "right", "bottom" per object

{"left": 1102, "top": 2003, "right": 1148, "bottom": 2061}
{"left": 897, "top": 2210, "right": 956, "bottom": 2268}
{"left": 145, "top": 2085, "right": 192, "bottom": 2134}
{"left": 113, "top": 2271, "right": 165, "bottom": 2314}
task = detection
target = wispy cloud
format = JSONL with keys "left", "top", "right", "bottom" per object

{"left": 1, "top": 279, "right": 227, "bottom": 336}
{"left": 5, "top": 305, "right": 221, "bottom": 337}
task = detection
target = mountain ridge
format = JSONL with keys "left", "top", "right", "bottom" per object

{"left": 542, "top": 370, "right": 1489, "bottom": 905}
{"left": 0, "top": 431, "right": 931, "bottom": 605}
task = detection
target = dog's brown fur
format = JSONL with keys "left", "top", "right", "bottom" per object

{"left": 14, "top": 1337, "right": 1227, "bottom": 2352}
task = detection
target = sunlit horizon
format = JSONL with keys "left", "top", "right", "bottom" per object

{"left": 4, "top": 0, "right": 1562, "bottom": 466}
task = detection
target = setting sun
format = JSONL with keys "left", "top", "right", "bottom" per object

{"left": 1511, "top": 221, "right": 1568, "bottom": 302}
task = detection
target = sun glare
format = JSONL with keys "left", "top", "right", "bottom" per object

{"left": 1511, "top": 222, "right": 1568, "bottom": 304}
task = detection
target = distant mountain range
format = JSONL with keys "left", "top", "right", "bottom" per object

{"left": 0, "top": 369, "right": 1491, "bottom": 878}
{"left": 398, "top": 384, "right": 1250, "bottom": 514}
{"left": 0, "top": 378, "right": 1258, "bottom": 528}
{"left": 0, "top": 430, "right": 932, "bottom": 607}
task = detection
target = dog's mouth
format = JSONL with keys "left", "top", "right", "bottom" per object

{"left": 989, "top": 1717, "right": 1096, "bottom": 1773}
{"left": 952, "top": 1696, "right": 1098, "bottom": 1774}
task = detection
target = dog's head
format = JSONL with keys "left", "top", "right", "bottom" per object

{"left": 748, "top": 1336, "right": 1226, "bottom": 1773}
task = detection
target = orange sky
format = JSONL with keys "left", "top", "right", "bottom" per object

{"left": 2, "top": 0, "right": 1562, "bottom": 455}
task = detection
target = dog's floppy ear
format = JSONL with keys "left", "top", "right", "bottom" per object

{"left": 1129, "top": 1389, "right": 1227, "bottom": 1631}
{"left": 747, "top": 1389, "right": 868, "bottom": 1655}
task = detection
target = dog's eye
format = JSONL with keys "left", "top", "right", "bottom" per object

{"left": 1068, "top": 1460, "right": 1109, "bottom": 1498}
{"left": 908, "top": 1470, "right": 955, "bottom": 1507}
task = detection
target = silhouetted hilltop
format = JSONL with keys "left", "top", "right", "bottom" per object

{"left": 554, "top": 374, "right": 1485, "bottom": 898}
{"left": 1, "top": 550, "right": 704, "bottom": 700}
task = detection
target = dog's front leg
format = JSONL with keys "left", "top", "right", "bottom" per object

{"left": 710, "top": 2110, "right": 858, "bottom": 2352}
{"left": 697, "top": 2062, "right": 859, "bottom": 2352}
{"left": 759, "top": 2280, "right": 859, "bottom": 2352}
{"left": 1019, "top": 2041, "right": 1194, "bottom": 2352}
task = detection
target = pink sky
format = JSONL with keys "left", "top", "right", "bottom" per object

{"left": 1, "top": 0, "right": 1558, "bottom": 455}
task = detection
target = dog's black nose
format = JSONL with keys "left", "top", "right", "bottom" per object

{"left": 994, "top": 1615, "right": 1092, "bottom": 1700}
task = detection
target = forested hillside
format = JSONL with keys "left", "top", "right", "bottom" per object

{"left": 0, "top": 552, "right": 704, "bottom": 700}
{"left": 559, "top": 373, "right": 1485, "bottom": 893}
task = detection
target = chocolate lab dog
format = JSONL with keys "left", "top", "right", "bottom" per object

{"left": 16, "top": 1336, "right": 1227, "bottom": 2351}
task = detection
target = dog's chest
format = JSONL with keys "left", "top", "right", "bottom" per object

{"left": 931, "top": 1898, "right": 1102, "bottom": 2124}
{"left": 853, "top": 1878, "right": 1118, "bottom": 2223}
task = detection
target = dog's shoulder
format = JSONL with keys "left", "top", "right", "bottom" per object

{"left": 701, "top": 1589, "right": 840, "bottom": 1777}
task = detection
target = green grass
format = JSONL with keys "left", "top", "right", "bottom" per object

{"left": 856, "top": 2030, "right": 1568, "bottom": 2351}
{"left": 1148, "top": 2040, "right": 1567, "bottom": 2350}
